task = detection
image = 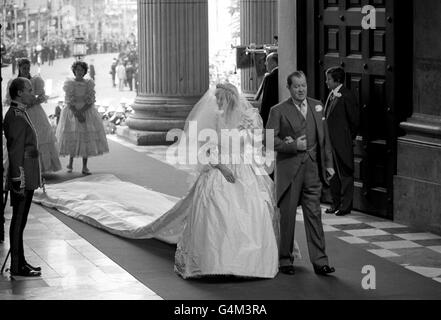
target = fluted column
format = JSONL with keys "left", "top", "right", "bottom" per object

{"left": 124, "top": 0, "right": 209, "bottom": 145}
{"left": 240, "top": 0, "right": 278, "bottom": 96}
{"left": 278, "top": 0, "right": 297, "bottom": 101}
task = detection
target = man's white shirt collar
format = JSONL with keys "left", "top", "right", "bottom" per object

{"left": 292, "top": 99, "right": 308, "bottom": 117}
{"left": 292, "top": 98, "right": 307, "bottom": 108}
{"left": 332, "top": 84, "right": 343, "bottom": 96}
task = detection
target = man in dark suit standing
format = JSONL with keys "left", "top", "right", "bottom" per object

{"left": 266, "top": 71, "right": 335, "bottom": 276}
{"left": 4, "top": 77, "right": 42, "bottom": 277}
{"left": 324, "top": 67, "right": 360, "bottom": 216}
{"left": 258, "top": 52, "right": 279, "bottom": 128}
{"left": 89, "top": 59, "right": 96, "bottom": 81}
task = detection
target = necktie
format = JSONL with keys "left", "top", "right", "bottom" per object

{"left": 300, "top": 101, "right": 307, "bottom": 119}
{"left": 325, "top": 92, "right": 334, "bottom": 117}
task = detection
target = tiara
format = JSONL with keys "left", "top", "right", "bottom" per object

{"left": 216, "top": 83, "right": 238, "bottom": 97}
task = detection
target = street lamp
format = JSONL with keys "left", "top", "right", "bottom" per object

{"left": 13, "top": 4, "right": 18, "bottom": 45}
{"left": 73, "top": 35, "right": 87, "bottom": 60}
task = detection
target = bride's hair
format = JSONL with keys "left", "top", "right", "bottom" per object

{"left": 215, "top": 83, "right": 241, "bottom": 125}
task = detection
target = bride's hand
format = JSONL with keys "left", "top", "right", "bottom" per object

{"left": 217, "top": 165, "right": 236, "bottom": 183}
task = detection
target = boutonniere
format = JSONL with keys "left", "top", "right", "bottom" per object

{"left": 315, "top": 105, "right": 323, "bottom": 113}
{"left": 334, "top": 92, "right": 342, "bottom": 98}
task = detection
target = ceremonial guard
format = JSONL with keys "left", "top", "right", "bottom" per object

{"left": 3, "top": 78, "right": 42, "bottom": 277}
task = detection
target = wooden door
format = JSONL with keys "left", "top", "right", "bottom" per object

{"left": 314, "top": 0, "right": 396, "bottom": 218}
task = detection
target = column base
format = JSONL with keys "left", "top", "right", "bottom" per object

{"left": 124, "top": 95, "right": 201, "bottom": 145}
{"left": 394, "top": 115, "right": 441, "bottom": 235}
{"left": 116, "top": 126, "right": 176, "bottom": 146}
{"left": 394, "top": 175, "right": 441, "bottom": 235}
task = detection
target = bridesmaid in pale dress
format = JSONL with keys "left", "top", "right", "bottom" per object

{"left": 56, "top": 61, "right": 109, "bottom": 175}
{"left": 5, "top": 58, "right": 62, "bottom": 173}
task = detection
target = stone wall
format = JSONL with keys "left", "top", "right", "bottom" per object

{"left": 394, "top": 0, "right": 441, "bottom": 235}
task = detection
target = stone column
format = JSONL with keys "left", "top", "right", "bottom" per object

{"left": 394, "top": 0, "right": 441, "bottom": 235}
{"left": 278, "top": 0, "right": 297, "bottom": 101}
{"left": 240, "top": 0, "right": 278, "bottom": 97}
{"left": 123, "top": 0, "right": 209, "bottom": 145}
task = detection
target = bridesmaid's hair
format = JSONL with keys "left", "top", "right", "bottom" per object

{"left": 17, "top": 58, "right": 32, "bottom": 79}
{"left": 326, "top": 67, "right": 346, "bottom": 84}
{"left": 71, "top": 61, "right": 89, "bottom": 75}
{"left": 17, "top": 58, "right": 31, "bottom": 68}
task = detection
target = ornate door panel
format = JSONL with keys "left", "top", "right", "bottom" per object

{"left": 316, "top": 0, "right": 395, "bottom": 218}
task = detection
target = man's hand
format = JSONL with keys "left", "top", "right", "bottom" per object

{"left": 296, "top": 135, "right": 307, "bottom": 151}
{"left": 11, "top": 182, "right": 25, "bottom": 200}
{"left": 284, "top": 136, "right": 295, "bottom": 144}
{"left": 326, "top": 168, "right": 335, "bottom": 179}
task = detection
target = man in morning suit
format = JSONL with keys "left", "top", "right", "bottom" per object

{"left": 259, "top": 52, "right": 279, "bottom": 128}
{"left": 4, "top": 77, "right": 42, "bottom": 277}
{"left": 266, "top": 71, "right": 335, "bottom": 276}
{"left": 324, "top": 67, "right": 360, "bottom": 216}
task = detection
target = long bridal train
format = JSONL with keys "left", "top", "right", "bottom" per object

{"left": 33, "top": 171, "right": 283, "bottom": 279}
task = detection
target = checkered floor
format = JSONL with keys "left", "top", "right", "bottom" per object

{"left": 318, "top": 212, "right": 441, "bottom": 283}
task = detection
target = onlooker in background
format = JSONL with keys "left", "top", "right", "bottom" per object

{"left": 125, "top": 62, "right": 135, "bottom": 91}
{"left": 11, "top": 50, "right": 17, "bottom": 75}
{"left": 89, "top": 59, "right": 96, "bottom": 81}
{"left": 110, "top": 58, "right": 117, "bottom": 87}
{"left": 54, "top": 100, "right": 63, "bottom": 126}
{"left": 48, "top": 46, "right": 55, "bottom": 66}
{"left": 324, "top": 67, "right": 360, "bottom": 217}
{"left": 134, "top": 64, "right": 139, "bottom": 94}
{"left": 259, "top": 52, "right": 279, "bottom": 128}
{"left": 116, "top": 61, "right": 127, "bottom": 91}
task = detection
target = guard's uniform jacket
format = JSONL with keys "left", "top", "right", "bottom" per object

{"left": 3, "top": 101, "right": 42, "bottom": 193}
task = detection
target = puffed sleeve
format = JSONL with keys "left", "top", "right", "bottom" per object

{"left": 85, "top": 79, "right": 96, "bottom": 105}
{"left": 63, "top": 78, "right": 75, "bottom": 105}
{"left": 31, "top": 76, "right": 46, "bottom": 96}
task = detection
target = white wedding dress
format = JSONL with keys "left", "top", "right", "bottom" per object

{"left": 33, "top": 88, "right": 290, "bottom": 279}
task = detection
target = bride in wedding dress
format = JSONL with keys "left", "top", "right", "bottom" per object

{"left": 34, "top": 83, "right": 299, "bottom": 279}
